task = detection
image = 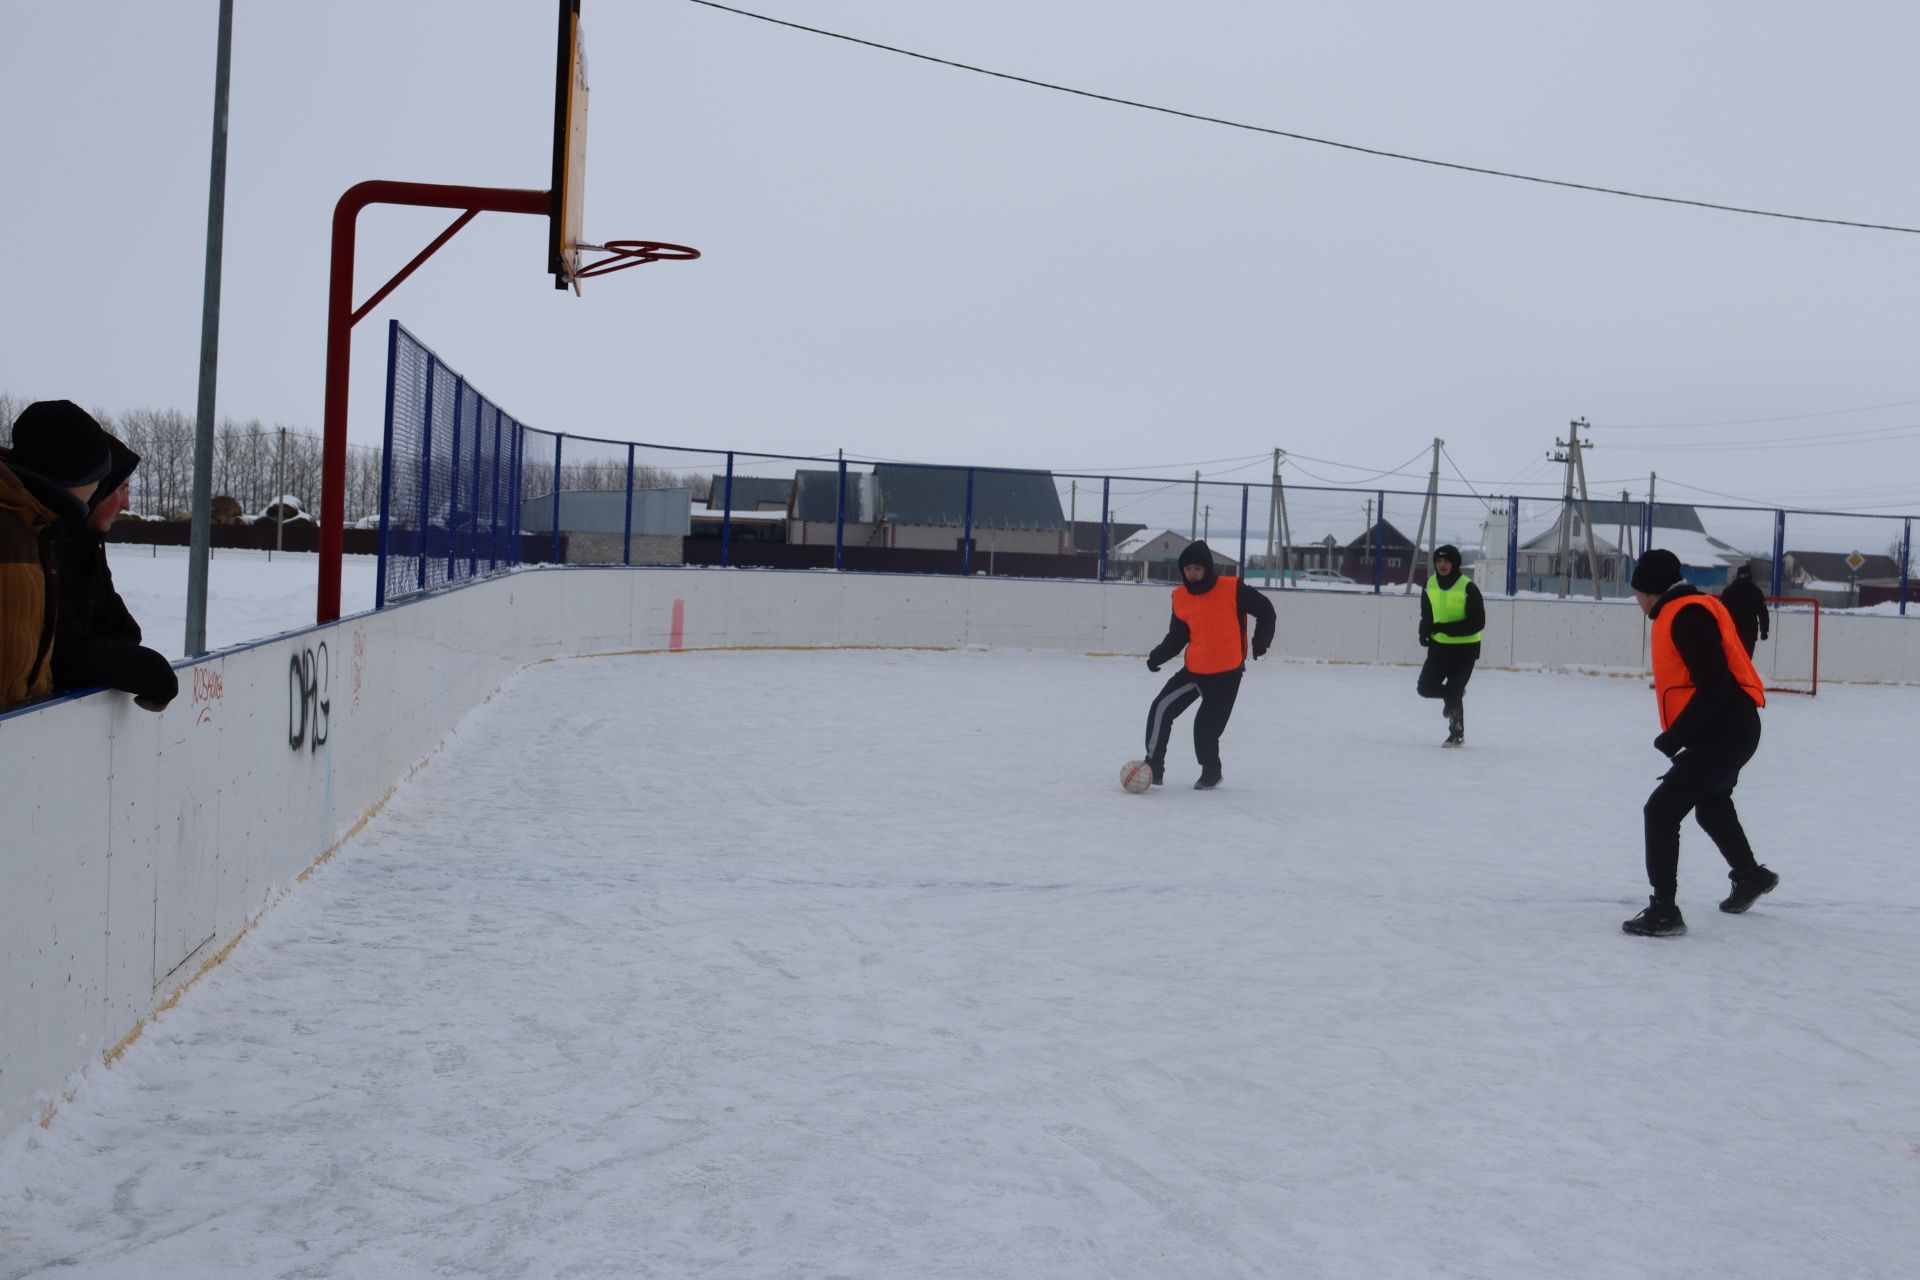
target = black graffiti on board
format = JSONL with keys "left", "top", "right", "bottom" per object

{"left": 288, "top": 642, "right": 331, "bottom": 753}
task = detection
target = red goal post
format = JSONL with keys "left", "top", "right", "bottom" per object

{"left": 1761, "top": 596, "right": 1819, "bottom": 696}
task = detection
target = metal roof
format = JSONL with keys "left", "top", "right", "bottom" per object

{"left": 519, "top": 487, "right": 692, "bottom": 535}
{"left": 705, "top": 475, "right": 794, "bottom": 511}
{"left": 873, "top": 465, "right": 1065, "bottom": 531}
{"left": 792, "top": 469, "right": 880, "bottom": 524}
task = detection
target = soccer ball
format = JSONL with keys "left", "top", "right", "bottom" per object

{"left": 1120, "top": 759, "right": 1155, "bottom": 794}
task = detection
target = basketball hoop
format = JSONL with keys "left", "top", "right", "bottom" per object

{"left": 572, "top": 240, "right": 702, "bottom": 281}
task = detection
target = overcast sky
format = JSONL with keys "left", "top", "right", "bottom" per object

{"left": 4, "top": 0, "right": 1919, "bottom": 515}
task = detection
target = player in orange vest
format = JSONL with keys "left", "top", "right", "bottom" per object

{"left": 1143, "top": 541, "right": 1276, "bottom": 789}
{"left": 1621, "top": 549, "right": 1778, "bottom": 937}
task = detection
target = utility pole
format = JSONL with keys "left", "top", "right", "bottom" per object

{"left": 275, "top": 425, "right": 287, "bottom": 552}
{"left": 1069, "top": 480, "right": 1077, "bottom": 554}
{"left": 1615, "top": 488, "right": 1632, "bottom": 591}
{"left": 1203, "top": 505, "right": 1211, "bottom": 540}
{"left": 1264, "top": 448, "right": 1279, "bottom": 588}
{"left": 1549, "top": 437, "right": 1574, "bottom": 598}
{"left": 1403, "top": 437, "right": 1443, "bottom": 593}
{"left": 1645, "top": 471, "right": 1658, "bottom": 550}
{"left": 1548, "top": 418, "right": 1602, "bottom": 600}
{"left": 1191, "top": 470, "right": 1200, "bottom": 539}
{"left": 1275, "top": 453, "right": 1292, "bottom": 585}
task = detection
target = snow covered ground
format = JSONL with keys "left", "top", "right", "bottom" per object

{"left": 4, "top": 644, "right": 1918, "bottom": 1279}
{"left": 105, "top": 544, "right": 379, "bottom": 659}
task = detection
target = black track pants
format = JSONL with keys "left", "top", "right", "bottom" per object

{"left": 1416, "top": 646, "right": 1476, "bottom": 713}
{"left": 1643, "top": 703, "right": 1762, "bottom": 900}
{"left": 1144, "top": 668, "right": 1243, "bottom": 773}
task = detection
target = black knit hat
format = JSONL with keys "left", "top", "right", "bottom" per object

{"left": 1434, "top": 544, "right": 1462, "bottom": 565}
{"left": 1178, "top": 540, "right": 1214, "bottom": 571}
{"left": 1630, "top": 548, "right": 1684, "bottom": 594}
{"left": 8, "top": 400, "right": 114, "bottom": 489}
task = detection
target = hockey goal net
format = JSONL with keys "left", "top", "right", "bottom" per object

{"left": 1761, "top": 596, "right": 1819, "bottom": 696}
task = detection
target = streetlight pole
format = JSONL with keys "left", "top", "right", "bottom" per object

{"left": 184, "top": 0, "right": 234, "bottom": 656}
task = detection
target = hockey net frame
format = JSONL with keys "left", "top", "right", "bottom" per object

{"left": 1761, "top": 596, "right": 1819, "bottom": 697}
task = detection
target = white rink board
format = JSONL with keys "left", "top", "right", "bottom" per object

{"left": 2, "top": 565, "right": 1916, "bottom": 1134}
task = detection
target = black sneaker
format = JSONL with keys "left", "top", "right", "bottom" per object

{"left": 1147, "top": 760, "right": 1164, "bottom": 786}
{"left": 1623, "top": 897, "right": 1687, "bottom": 937}
{"left": 1194, "top": 769, "right": 1222, "bottom": 790}
{"left": 1443, "top": 707, "right": 1464, "bottom": 747}
{"left": 1719, "top": 865, "right": 1779, "bottom": 914}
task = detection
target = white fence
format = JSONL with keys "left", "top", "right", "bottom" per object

{"left": 5, "top": 567, "right": 1918, "bottom": 1135}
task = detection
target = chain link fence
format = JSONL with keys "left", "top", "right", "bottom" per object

{"left": 374, "top": 327, "right": 1917, "bottom": 614}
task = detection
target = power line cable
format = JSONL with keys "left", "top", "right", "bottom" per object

{"left": 684, "top": 0, "right": 1920, "bottom": 237}
{"left": 1595, "top": 397, "right": 1920, "bottom": 430}
{"left": 1281, "top": 444, "right": 1432, "bottom": 485}
{"left": 1439, "top": 444, "right": 1496, "bottom": 511}
{"left": 1053, "top": 450, "right": 1271, "bottom": 474}
{"left": 1613, "top": 422, "right": 1920, "bottom": 452}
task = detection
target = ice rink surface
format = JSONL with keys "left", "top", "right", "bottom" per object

{"left": 5, "top": 647, "right": 1918, "bottom": 1279}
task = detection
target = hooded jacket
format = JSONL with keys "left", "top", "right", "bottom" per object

{"left": 1718, "top": 570, "right": 1770, "bottom": 647}
{"left": 0, "top": 453, "right": 69, "bottom": 710}
{"left": 1418, "top": 546, "right": 1485, "bottom": 659}
{"left": 1148, "top": 541, "right": 1277, "bottom": 674}
{"left": 50, "top": 436, "right": 177, "bottom": 707}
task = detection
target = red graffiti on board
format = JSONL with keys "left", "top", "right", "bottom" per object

{"left": 192, "top": 666, "right": 224, "bottom": 726}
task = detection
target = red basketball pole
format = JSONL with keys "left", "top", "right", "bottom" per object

{"left": 318, "top": 180, "right": 549, "bottom": 623}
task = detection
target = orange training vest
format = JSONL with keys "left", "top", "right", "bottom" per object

{"left": 1171, "top": 575, "right": 1246, "bottom": 675}
{"left": 1651, "top": 593, "right": 1765, "bottom": 730}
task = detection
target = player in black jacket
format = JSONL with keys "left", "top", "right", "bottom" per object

{"left": 1718, "top": 564, "right": 1770, "bottom": 656}
{"left": 50, "top": 434, "right": 177, "bottom": 711}
{"left": 1416, "top": 545, "right": 1486, "bottom": 746}
{"left": 1142, "top": 541, "right": 1277, "bottom": 789}
{"left": 1622, "top": 549, "right": 1776, "bottom": 937}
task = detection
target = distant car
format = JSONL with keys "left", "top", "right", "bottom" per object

{"left": 1298, "top": 568, "right": 1357, "bottom": 585}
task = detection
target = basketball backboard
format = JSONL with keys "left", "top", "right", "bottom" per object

{"left": 549, "top": 0, "right": 589, "bottom": 291}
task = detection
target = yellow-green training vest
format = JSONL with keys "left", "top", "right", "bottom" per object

{"left": 1425, "top": 575, "right": 1481, "bottom": 645}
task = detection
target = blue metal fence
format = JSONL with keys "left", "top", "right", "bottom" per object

{"left": 377, "top": 329, "right": 1916, "bottom": 615}
{"left": 378, "top": 322, "right": 526, "bottom": 608}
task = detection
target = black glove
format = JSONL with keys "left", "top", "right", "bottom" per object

{"left": 1653, "top": 731, "right": 1680, "bottom": 759}
{"left": 1760, "top": 629, "right": 1769, "bottom": 641}
{"left": 1146, "top": 657, "right": 1163, "bottom": 673}
{"left": 1418, "top": 623, "right": 1433, "bottom": 648}
{"left": 1251, "top": 641, "right": 1268, "bottom": 660}
{"left": 124, "top": 646, "right": 180, "bottom": 712}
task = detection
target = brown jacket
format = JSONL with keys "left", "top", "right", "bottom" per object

{"left": 0, "top": 452, "right": 63, "bottom": 711}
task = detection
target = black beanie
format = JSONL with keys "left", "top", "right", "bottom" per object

{"left": 1630, "top": 548, "right": 1684, "bottom": 594}
{"left": 1178, "top": 540, "right": 1214, "bottom": 572}
{"left": 1435, "top": 544, "right": 1462, "bottom": 565}
{"left": 9, "top": 400, "right": 114, "bottom": 489}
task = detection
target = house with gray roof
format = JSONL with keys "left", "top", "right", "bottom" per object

{"left": 1111, "top": 529, "right": 1240, "bottom": 582}
{"left": 788, "top": 468, "right": 882, "bottom": 548}
{"left": 869, "top": 465, "right": 1067, "bottom": 554}
{"left": 705, "top": 475, "right": 794, "bottom": 512}
{"left": 1782, "top": 550, "right": 1901, "bottom": 589}
{"left": 518, "top": 487, "right": 692, "bottom": 565}
{"left": 1517, "top": 501, "right": 1754, "bottom": 589}
{"left": 782, "top": 465, "right": 1078, "bottom": 556}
